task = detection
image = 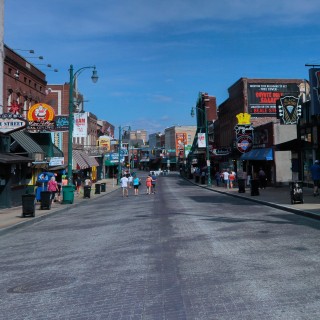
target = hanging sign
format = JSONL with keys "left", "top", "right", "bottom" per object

{"left": 27, "top": 103, "right": 55, "bottom": 132}
{"left": 234, "top": 113, "right": 254, "bottom": 153}
{"left": 198, "top": 133, "right": 206, "bottom": 148}
{"left": 276, "top": 95, "right": 302, "bottom": 124}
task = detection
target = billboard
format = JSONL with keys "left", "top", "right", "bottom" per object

{"left": 175, "top": 133, "right": 187, "bottom": 157}
{"left": 247, "top": 82, "right": 301, "bottom": 117}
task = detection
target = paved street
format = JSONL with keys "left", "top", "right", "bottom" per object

{"left": 1, "top": 173, "right": 320, "bottom": 319}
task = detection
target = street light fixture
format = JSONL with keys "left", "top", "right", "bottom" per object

{"left": 13, "top": 49, "right": 35, "bottom": 54}
{"left": 24, "top": 55, "right": 44, "bottom": 60}
{"left": 191, "top": 92, "right": 212, "bottom": 187}
{"left": 67, "top": 64, "right": 99, "bottom": 185}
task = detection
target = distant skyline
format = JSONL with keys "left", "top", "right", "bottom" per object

{"left": 4, "top": 0, "right": 320, "bottom": 136}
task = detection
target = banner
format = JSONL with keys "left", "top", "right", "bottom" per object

{"left": 198, "top": 133, "right": 206, "bottom": 148}
{"left": 73, "top": 113, "right": 87, "bottom": 138}
{"left": 176, "top": 132, "right": 187, "bottom": 157}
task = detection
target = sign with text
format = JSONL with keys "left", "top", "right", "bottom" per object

{"left": 0, "top": 113, "right": 27, "bottom": 134}
{"left": 73, "top": 113, "right": 87, "bottom": 138}
{"left": 197, "top": 133, "right": 206, "bottom": 148}
{"left": 247, "top": 83, "right": 300, "bottom": 117}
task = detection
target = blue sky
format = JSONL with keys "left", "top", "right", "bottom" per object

{"left": 4, "top": 0, "right": 320, "bottom": 136}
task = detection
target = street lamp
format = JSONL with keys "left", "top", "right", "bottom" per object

{"left": 117, "top": 125, "right": 131, "bottom": 184}
{"left": 67, "top": 64, "right": 98, "bottom": 185}
{"left": 191, "top": 92, "right": 212, "bottom": 187}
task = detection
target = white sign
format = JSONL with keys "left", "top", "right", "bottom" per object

{"left": 198, "top": 133, "right": 206, "bottom": 148}
{"left": 73, "top": 113, "right": 87, "bottom": 138}
{"left": 49, "top": 157, "right": 64, "bottom": 166}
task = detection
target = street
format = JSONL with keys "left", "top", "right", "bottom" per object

{"left": 1, "top": 173, "right": 320, "bottom": 320}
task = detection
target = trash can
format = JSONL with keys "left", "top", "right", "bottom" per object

{"left": 289, "top": 181, "right": 303, "bottom": 204}
{"left": 62, "top": 185, "right": 74, "bottom": 204}
{"left": 238, "top": 179, "right": 246, "bottom": 193}
{"left": 201, "top": 175, "right": 206, "bottom": 184}
{"left": 95, "top": 183, "right": 101, "bottom": 194}
{"left": 195, "top": 175, "right": 200, "bottom": 183}
{"left": 40, "top": 191, "right": 52, "bottom": 210}
{"left": 250, "top": 179, "right": 260, "bottom": 196}
{"left": 25, "top": 185, "right": 36, "bottom": 195}
{"left": 100, "top": 182, "right": 106, "bottom": 192}
{"left": 83, "top": 185, "right": 91, "bottom": 198}
{"left": 22, "top": 194, "right": 36, "bottom": 217}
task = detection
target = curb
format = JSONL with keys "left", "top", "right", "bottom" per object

{"left": 186, "top": 178, "right": 320, "bottom": 221}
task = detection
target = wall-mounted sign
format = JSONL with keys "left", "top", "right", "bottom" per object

{"left": 0, "top": 113, "right": 27, "bottom": 134}
{"left": 247, "top": 82, "right": 301, "bottom": 117}
{"left": 213, "top": 147, "right": 231, "bottom": 156}
{"left": 54, "top": 115, "right": 69, "bottom": 131}
{"left": 276, "top": 95, "right": 301, "bottom": 125}
{"left": 235, "top": 112, "right": 254, "bottom": 153}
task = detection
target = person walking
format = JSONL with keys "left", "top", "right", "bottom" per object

{"left": 310, "top": 160, "right": 320, "bottom": 196}
{"left": 47, "top": 176, "right": 58, "bottom": 203}
{"left": 222, "top": 170, "right": 229, "bottom": 189}
{"left": 75, "top": 176, "right": 82, "bottom": 195}
{"left": 128, "top": 174, "right": 133, "bottom": 189}
{"left": 229, "top": 170, "right": 236, "bottom": 189}
{"left": 258, "top": 168, "right": 267, "bottom": 189}
{"left": 133, "top": 176, "right": 141, "bottom": 196}
{"left": 214, "top": 171, "right": 221, "bottom": 187}
{"left": 120, "top": 174, "right": 129, "bottom": 197}
{"left": 151, "top": 172, "right": 157, "bottom": 194}
{"left": 146, "top": 175, "right": 153, "bottom": 195}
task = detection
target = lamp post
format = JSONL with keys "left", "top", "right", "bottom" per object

{"left": 67, "top": 64, "right": 98, "bottom": 185}
{"left": 117, "top": 125, "right": 131, "bottom": 184}
{"left": 191, "top": 93, "right": 212, "bottom": 187}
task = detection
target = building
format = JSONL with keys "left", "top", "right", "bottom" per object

{"left": 165, "top": 125, "right": 197, "bottom": 170}
{"left": 215, "top": 78, "right": 306, "bottom": 184}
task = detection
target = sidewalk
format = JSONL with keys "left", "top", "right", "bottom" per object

{"left": 0, "top": 178, "right": 121, "bottom": 236}
{"left": 191, "top": 178, "right": 320, "bottom": 220}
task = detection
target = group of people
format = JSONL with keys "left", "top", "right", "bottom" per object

{"left": 120, "top": 173, "right": 157, "bottom": 197}
{"left": 214, "top": 169, "right": 237, "bottom": 189}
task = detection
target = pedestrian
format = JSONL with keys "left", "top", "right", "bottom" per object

{"left": 151, "top": 172, "right": 157, "bottom": 194}
{"left": 146, "top": 175, "right": 153, "bottom": 195}
{"left": 222, "top": 170, "right": 229, "bottom": 189}
{"left": 258, "top": 168, "right": 267, "bottom": 189}
{"left": 133, "top": 176, "right": 141, "bottom": 195}
{"left": 214, "top": 171, "right": 221, "bottom": 186}
{"left": 47, "top": 176, "right": 58, "bottom": 203}
{"left": 310, "top": 160, "right": 320, "bottom": 196}
{"left": 229, "top": 170, "right": 236, "bottom": 189}
{"left": 128, "top": 174, "right": 133, "bottom": 188}
{"left": 75, "top": 176, "right": 82, "bottom": 195}
{"left": 84, "top": 177, "right": 92, "bottom": 186}
{"left": 120, "top": 174, "right": 129, "bottom": 197}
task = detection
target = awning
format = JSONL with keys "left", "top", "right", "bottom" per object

{"left": 78, "top": 151, "right": 100, "bottom": 167}
{"left": 10, "top": 130, "right": 44, "bottom": 154}
{"left": 0, "top": 153, "right": 32, "bottom": 164}
{"left": 240, "top": 148, "right": 273, "bottom": 161}
{"left": 73, "top": 150, "right": 90, "bottom": 169}
{"left": 105, "top": 159, "right": 117, "bottom": 166}
{"left": 86, "top": 156, "right": 100, "bottom": 167}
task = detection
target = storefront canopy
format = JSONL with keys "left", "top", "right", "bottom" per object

{"left": 240, "top": 148, "right": 273, "bottom": 161}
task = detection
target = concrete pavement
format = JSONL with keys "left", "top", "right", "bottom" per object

{"left": 1, "top": 174, "right": 320, "bottom": 236}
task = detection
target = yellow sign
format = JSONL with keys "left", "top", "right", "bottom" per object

{"left": 28, "top": 103, "right": 55, "bottom": 121}
{"left": 236, "top": 112, "right": 251, "bottom": 125}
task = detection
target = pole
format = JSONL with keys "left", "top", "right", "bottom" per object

{"left": 67, "top": 64, "right": 74, "bottom": 185}
{"left": 204, "top": 107, "right": 212, "bottom": 186}
{"left": 118, "top": 126, "right": 121, "bottom": 184}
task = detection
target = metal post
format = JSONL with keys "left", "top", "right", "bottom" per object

{"left": 67, "top": 64, "right": 74, "bottom": 185}
{"left": 117, "top": 126, "right": 121, "bottom": 184}
{"left": 204, "top": 107, "right": 212, "bottom": 186}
